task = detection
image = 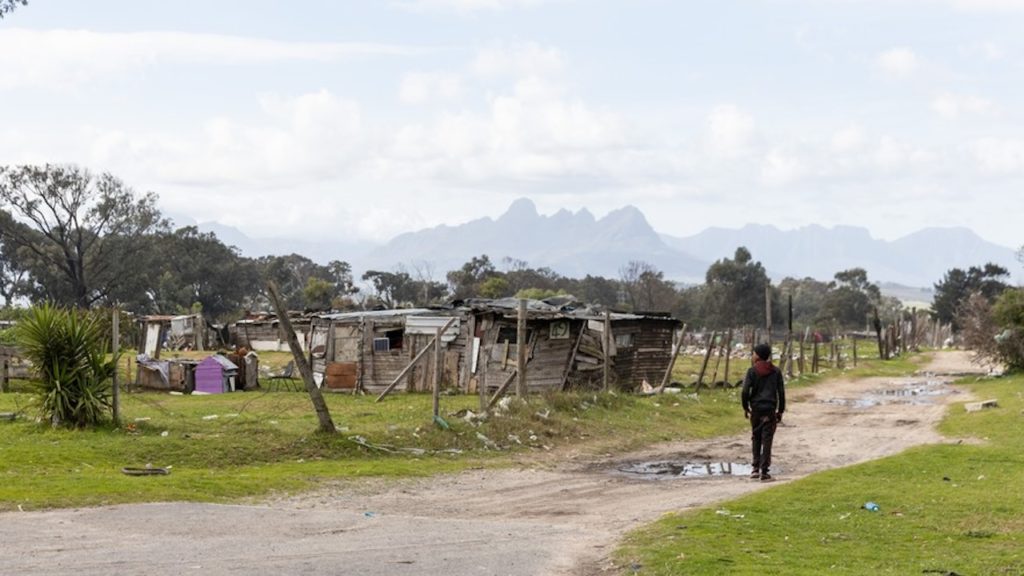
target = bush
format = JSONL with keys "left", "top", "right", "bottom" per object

{"left": 992, "top": 289, "right": 1024, "bottom": 371}
{"left": 13, "top": 304, "right": 116, "bottom": 427}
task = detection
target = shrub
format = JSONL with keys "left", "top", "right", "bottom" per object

{"left": 13, "top": 304, "right": 115, "bottom": 427}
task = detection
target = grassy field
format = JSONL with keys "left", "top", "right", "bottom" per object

{"left": 0, "top": 379, "right": 746, "bottom": 510}
{"left": 0, "top": 343, "right": 918, "bottom": 513}
{"left": 616, "top": 370, "right": 1024, "bottom": 575}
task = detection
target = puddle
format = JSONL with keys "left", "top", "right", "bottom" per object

{"left": 820, "top": 380, "right": 956, "bottom": 409}
{"left": 616, "top": 461, "right": 756, "bottom": 479}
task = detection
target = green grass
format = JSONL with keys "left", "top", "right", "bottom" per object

{"left": 0, "top": 382, "right": 746, "bottom": 510}
{"left": 616, "top": 370, "right": 1024, "bottom": 575}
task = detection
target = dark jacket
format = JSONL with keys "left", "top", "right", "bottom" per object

{"left": 741, "top": 361, "right": 785, "bottom": 414}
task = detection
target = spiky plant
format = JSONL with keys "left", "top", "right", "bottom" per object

{"left": 14, "top": 304, "right": 115, "bottom": 427}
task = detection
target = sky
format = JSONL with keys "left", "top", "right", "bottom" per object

{"left": 2, "top": 0, "right": 1023, "bottom": 249}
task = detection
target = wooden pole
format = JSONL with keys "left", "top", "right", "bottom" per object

{"left": 723, "top": 328, "right": 733, "bottom": 387}
{"left": 267, "top": 280, "right": 336, "bottom": 434}
{"left": 1, "top": 356, "right": 8, "bottom": 393}
{"left": 433, "top": 323, "right": 442, "bottom": 418}
{"left": 658, "top": 323, "right": 687, "bottom": 391}
{"left": 853, "top": 336, "right": 858, "bottom": 367}
{"left": 695, "top": 330, "right": 717, "bottom": 391}
{"left": 602, "top": 310, "right": 612, "bottom": 392}
{"left": 112, "top": 309, "right": 120, "bottom": 425}
{"left": 812, "top": 337, "right": 819, "bottom": 373}
{"left": 709, "top": 334, "right": 725, "bottom": 386}
{"left": 873, "top": 307, "right": 884, "bottom": 360}
{"left": 765, "top": 285, "right": 772, "bottom": 344}
{"left": 517, "top": 299, "right": 528, "bottom": 397}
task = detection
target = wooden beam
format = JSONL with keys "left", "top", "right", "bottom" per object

{"left": 517, "top": 299, "right": 528, "bottom": 397}
{"left": 267, "top": 280, "right": 335, "bottom": 434}
{"left": 695, "top": 330, "right": 717, "bottom": 392}
{"left": 603, "top": 310, "right": 612, "bottom": 392}
{"left": 376, "top": 316, "right": 458, "bottom": 402}
{"left": 488, "top": 369, "right": 518, "bottom": 409}
{"left": 561, "top": 321, "right": 586, "bottom": 391}
{"left": 112, "top": 309, "right": 120, "bottom": 426}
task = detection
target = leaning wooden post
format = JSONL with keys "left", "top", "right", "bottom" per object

{"left": 658, "top": 323, "right": 687, "bottom": 391}
{"left": 602, "top": 309, "right": 612, "bottom": 392}
{"left": 517, "top": 299, "right": 528, "bottom": 398}
{"left": 765, "top": 284, "right": 773, "bottom": 345}
{"left": 852, "top": 336, "right": 858, "bottom": 367}
{"left": 695, "top": 330, "right": 717, "bottom": 391}
{"left": 112, "top": 309, "right": 120, "bottom": 426}
{"left": 433, "top": 323, "right": 443, "bottom": 418}
{"left": 267, "top": 280, "right": 336, "bottom": 434}
{"left": 1, "top": 357, "right": 8, "bottom": 394}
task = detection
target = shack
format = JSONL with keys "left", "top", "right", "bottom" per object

{"left": 194, "top": 354, "right": 239, "bottom": 394}
{"left": 231, "top": 312, "right": 313, "bottom": 352}
{"left": 137, "top": 314, "right": 214, "bottom": 357}
{"left": 310, "top": 299, "right": 681, "bottom": 396}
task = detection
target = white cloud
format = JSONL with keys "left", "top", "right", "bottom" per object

{"left": 399, "top": 72, "right": 463, "bottom": 104}
{"left": 875, "top": 47, "right": 919, "bottom": 76}
{"left": 831, "top": 124, "right": 866, "bottom": 152}
{"left": 472, "top": 42, "right": 566, "bottom": 79}
{"left": 931, "top": 92, "right": 994, "bottom": 118}
{"left": 760, "top": 149, "right": 806, "bottom": 187}
{"left": 969, "top": 137, "right": 1024, "bottom": 173}
{"left": 395, "top": 0, "right": 550, "bottom": 13}
{"left": 706, "top": 105, "right": 755, "bottom": 158}
{"left": 0, "top": 29, "right": 421, "bottom": 90}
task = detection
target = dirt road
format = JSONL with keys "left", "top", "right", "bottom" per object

{"left": 0, "top": 352, "right": 986, "bottom": 576}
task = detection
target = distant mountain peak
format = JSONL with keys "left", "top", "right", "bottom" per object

{"left": 498, "top": 197, "right": 539, "bottom": 223}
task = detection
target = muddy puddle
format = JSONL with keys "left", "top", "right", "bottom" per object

{"left": 615, "top": 460, "right": 757, "bottom": 480}
{"left": 819, "top": 379, "right": 957, "bottom": 409}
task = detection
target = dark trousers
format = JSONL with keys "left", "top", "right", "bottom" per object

{"left": 750, "top": 408, "right": 777, "bottom": 472}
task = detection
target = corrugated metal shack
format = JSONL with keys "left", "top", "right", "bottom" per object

{"left": 466, "top": 298, "right": 681, "bottom": 393}
{"left": 310, "top": 298, "right": 681, "bottom": 395}
{"left": 231, "top": 312, "right": 313, "bottom": 353}
{"left": 136, "top": 314, "right": 215, "bottom": 357}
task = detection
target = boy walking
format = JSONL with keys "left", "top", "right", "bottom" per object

{"left": 741, "top": 343, "right": 785, "bottom": 481}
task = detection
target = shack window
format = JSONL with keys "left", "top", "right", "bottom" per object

{"left": 497, "top": 326, "right": 532, "bottom": 344}
{"left": 615, "top": 333, "right": 635, "bottom": 348}
{"left": 373, "top": 337, "right": 390, "bottom": 352}
{"left": 386, "top": 328, "right": 403, "bottom": 350}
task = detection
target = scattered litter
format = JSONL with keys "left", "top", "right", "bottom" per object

{"left": 433, "top": 415, "right": 450, "bottom": 430}
{"left": 507, "top": 434, "right": 522, "bottom": 445}
{"left": 363, "top": 512, "right": 377, "bottom": 518}
{"left": 965, "top": 399, "right": 998, "bottom": 412}
{"left": 978, "top": 475, "right": 986, "bottom": 481}
{"left": 0, "top": 412, "right": 16, "bottom": 422}
{"left": 862, "top": 502, "right": 880, "bottom": 512}
{"left": 534, "top": 409, "right": 551, "bottom": 420}
{"left": 715, "top": 509, "right": 731, "bottom": 516}
{"left": 943, "top": 476, "right": 951, "bottom": 482}
{"left": 121, "top": 466, "right": 170, "bottom": 476}
{"left": 496, "top": 396, "right": 513, "bottom": 412}
{"left": 839, "top": 513, "right": 851, "bottom": 520}
{"left": 160, "top": 431, "right": 169, "bottom": 437}
{"left": 476, "top": 432, "right": 498, "bottom": 449}
{"left": 133, "top": 417, "right": 151, "bottom": 422}
{"left": 201, "top": 415, "right": 219, "bottom": 420}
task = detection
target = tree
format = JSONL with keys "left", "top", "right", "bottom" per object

{"left": 702, "top": 247, "right": 771, "bottom": 329}
{"left": 147, "top": 227, "right": 261, "bottom": 320}
{"left": 933, "top": 263, "right": 1010, "bottom": 331}
{"left": 571, "top": 274, "right": 621, "bottom": 308}
{"left": 362, "top": 269, "right": 416, "bottom": 308}
{"left": 0, "top": 165, "right": 167, "bottom": 309}
{"left": 817, "top": 268, "right": 881, "bottom": 330}
{"left": 0, "top": 0, "right": 27, "bottom": 18}
{"left": 778, "top": 277, "right": 830, "bottom": 330}
{"left": 0, "top": 212, "right": 32, "bottom": 305}
{"left": 446, "top": 254, "right": 497, "bottom": 299}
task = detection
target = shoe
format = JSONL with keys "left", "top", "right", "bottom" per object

{"left": 760, "top": 472, "right": 773, "bottom": 482}
{"left": 749, "top": 469, "right": 760, "bottom": 479}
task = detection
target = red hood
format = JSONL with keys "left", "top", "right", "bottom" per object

{"left": 754, "top": 360, "right": 776, "bottom": 377}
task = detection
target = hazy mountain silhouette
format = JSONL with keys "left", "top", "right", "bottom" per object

{"left": 661, "top": 223, "right": 1021, "bottom": 287}
{"left": 197, "top": 198, "right": 1021, "bottom": 288}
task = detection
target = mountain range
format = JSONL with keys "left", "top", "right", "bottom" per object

{"left": 199, "top": 198, "right": 1022, "bottom": 292}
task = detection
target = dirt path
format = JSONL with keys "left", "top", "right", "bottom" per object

{"left": 0, "top": 352, "right": 986, "bottom": 576}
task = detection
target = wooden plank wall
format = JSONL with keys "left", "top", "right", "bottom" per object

{"left": 611, "top": 319, "right": 677, "bottom": 388}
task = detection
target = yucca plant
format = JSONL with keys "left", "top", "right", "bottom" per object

{"left": 14, "top": 304, "right": 115, "bottom": 427}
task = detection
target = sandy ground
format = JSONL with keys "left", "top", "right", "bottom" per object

{"left": 0, "top": 351, "right": 989, "bottom": 576}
